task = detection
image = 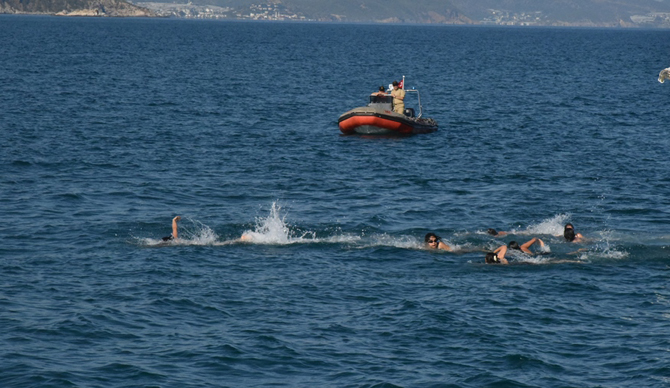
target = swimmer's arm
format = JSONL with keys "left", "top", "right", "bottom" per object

{"left": 569, "top": 234, "right": 585, "bottom": 243}
{"left": 493, "top": 245, "right": 509, "bottom": 264}
{"left": 438, "top": 242, "right": 451, "bottom": 251}
{"left": 520, "top": 237, "right": 540, "bottom": 253}
{"left": 172, "top": 216, "right": 181, "bottom": 239}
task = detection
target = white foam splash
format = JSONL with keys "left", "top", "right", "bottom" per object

{"left": 659, "top": 67, "right": 670, "bottom": 83}
{"left": 353, "top": 233, "right": 423, "bottom": 249}
{"left": 239, "top": 208, "right": 447, "bottom": 250}
{"left": 522, "top": 214, "right": 571, "bottom": 236}
{"left": 561, "top": 229, "right": 626, "bottom": 260}
{"left": 137, "top": 237, "right": 164, "bottom": 246}
{"left": 321, "top": 233, "right": 362, "bottom": 244}
{"left": 593, "top": 233, "right": 629, "bottom": 260}
{"left": 240, "top": 202, "right": 314, "bottom": 244}
{"left": 558, "top": 230, "right": 628, "bottom": 261}
{"left": 538, "top": 242, "right": 551, "bottom": 253}
{"left": 515, "top": 254, "right": 552, "bottom": 265}
{"left": 239, "top": 205, "right": 433, "bottom": 249}
{"left": 598, "top": 249, "right": 628, "bottom": 260}
{"left": 478, "top": 214, "right": 571, "bottom": 237}
{"left": 180, "top": 219, "right": 219, "bottom": 245}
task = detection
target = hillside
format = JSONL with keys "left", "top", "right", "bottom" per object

{"left": 0, "top": 0, "right": 154, "bottom": 16}
{"left": 450, "top": 0, "right": 670, "bottom": 25}
{"left": 141, "top": 0, "right": 670, "bottom": 26}
{"left": 272, "top": 0, "right": 471, "bottom": 23}
{"left": 4, "top": 0, "right": 670, "bottom": 25}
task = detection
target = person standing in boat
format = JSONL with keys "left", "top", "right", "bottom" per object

{"left": 391, "top": 80, "right": 405, "bottom": 114}
{"left": 371, "top": 86, "right": 386, "bottom": 103}
{"left": 371, "top": 86, "right": 386, "bottom": 96}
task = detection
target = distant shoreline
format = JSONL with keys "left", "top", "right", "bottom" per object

{"left": 3, "top": 0, "right": 670, "bottom": 27}
{"left": 3, "top": 13, "right": 670, "bottom": 30}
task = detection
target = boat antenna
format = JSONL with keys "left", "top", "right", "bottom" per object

{"left": 402, "top": 75, "right": 405, "bottom": 90}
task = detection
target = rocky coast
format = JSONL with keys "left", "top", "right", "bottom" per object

{"left": 0, "top": 0, "right": 154, "bottom": 17}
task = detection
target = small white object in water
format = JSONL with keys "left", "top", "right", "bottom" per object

{"left": 658, "top": 67, "right": 670, "bottom": 83}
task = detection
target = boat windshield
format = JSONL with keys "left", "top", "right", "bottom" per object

{"left": 369, "top": 95, "right": 393, "bottom": 104}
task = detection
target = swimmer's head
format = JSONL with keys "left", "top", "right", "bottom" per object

{"left": 485, "top": 252, "right": 499, "bottom": 264}
{"left": 487, "top": 228, "right": 498, "bottom": 236}
{"left": 508, "top": 241, "right": 521, "bottom": 250}
{"left": 425, "top": 233, "right": 441, "bottom": 248}
{"left": 564, "top": 228, "right": 576, "bottom": 242}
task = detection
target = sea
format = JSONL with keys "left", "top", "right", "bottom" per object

{"left": 1, "top": 15, "right": 670, "bottom": 387}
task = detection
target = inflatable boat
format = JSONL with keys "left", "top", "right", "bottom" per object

{"left": 338, "top": 89, "right": 438, "bottom": 136}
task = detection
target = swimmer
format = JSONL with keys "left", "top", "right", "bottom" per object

{"left": 425, "top": 233, "right": 452, "bottom": 251}
{"left": 487, "top": 228, "right": 508, "bottom": 237}
{"left": 485, "top": 245, "right": 509, "bottom": 264}
{"left": 486, "top": 244, "right": 581, "bottom": 265}
{"left": 507, "top": 237, "right": 545, "bottom": 254}
{"left": 161, "top": 216, "right": 181, "bottom": 241}
{"left": 563, "top": 223, "right": 583, "bottom": 242}
{"left": 161, "top": 216, "right": 253, "bottom": 243}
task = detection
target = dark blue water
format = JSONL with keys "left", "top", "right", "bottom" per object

{"left": 2, "top": 16, "right": 670, "bottom": 387}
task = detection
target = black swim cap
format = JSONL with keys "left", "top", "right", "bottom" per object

{"left": 425, "top": 233, "right": 441, "bottom": 242}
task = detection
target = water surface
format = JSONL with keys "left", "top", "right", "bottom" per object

{"left": 1, "top": 17, "right": 670, "bottom": 387}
